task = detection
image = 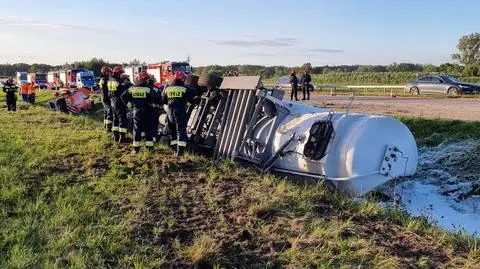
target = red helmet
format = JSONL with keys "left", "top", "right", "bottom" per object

{"left": 101, "top": 66, "right": 112, "bottom": 75}
{"left": 138, "top": 71, "right": 150, "bottom": 81}
{"left": 174, "top": 71, "right": 186, "bottom": 81}
{"left": 113, "top": 66, "right": 124, "bottom": 75}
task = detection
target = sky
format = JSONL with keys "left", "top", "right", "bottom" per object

{"left": 0, "top": 0, "right": 479, "bottom": 66}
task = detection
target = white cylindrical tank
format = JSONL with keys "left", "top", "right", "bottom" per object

{"left": 271, "top": 101, "right": 418, "bottom": 195}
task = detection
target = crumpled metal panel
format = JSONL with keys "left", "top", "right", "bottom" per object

{"left": 219, "top": 76, "right": 262, "bottom": 90}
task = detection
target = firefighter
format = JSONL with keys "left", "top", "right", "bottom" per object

{"left": 121, "top": 71, "right": 160, "bottom": 153}
{"left": 148, "top": 75, "right": 162, "bottom": 143}
{"left": 3, "top": 77, "right": 18, "bottom": 113}
{"left": 290, "top": 70, "right": 299, "bottom": 101}
{"left": 98, "top": 66, "right": 113, "bottom": 132}
{"left": 301, "top": 69, "right": 312, "bottom": 100}
{"left": 27, "top": 82, "right": 36, "bottom": 105}
{"left": 162, "top": 71, "right": 196, "bottom": 156}
{"left": 108, "top": 66, "right": 130, "bottom": 143}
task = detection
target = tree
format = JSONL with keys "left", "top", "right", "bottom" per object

{"left": 423, "top": 64, "right": 439, "bottom": 73}
{"left": 452, "top": 33, "right": 480, "bottom": 65}
{"left": 301, "top": 62, "right": 312, "bottom": 72}
{"left": 463, "top": 64, "right": 479, "bottom": 76}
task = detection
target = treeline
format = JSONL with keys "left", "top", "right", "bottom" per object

{"left": 0, "top": 58, "right": 478, "bottom": 79}
{"left": 193, "top": 62, "right": 475, "bottom": 78}
{"left": 0, "top": 58, "right": 127, "bottom": 77}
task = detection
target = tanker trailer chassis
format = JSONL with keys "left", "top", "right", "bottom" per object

{"left": 159, "top": 76, "right": 418, "bottom": 196}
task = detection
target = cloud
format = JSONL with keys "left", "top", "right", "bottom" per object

{"left": 209, "top": 37, "right": 297, "bottom": 47}
{"left": 0, "top": 16, "right": 104, "bottom": 31}
{"left": 307, "top": 48, "right": 345, "bottom": 53}
{"left": 151, "top": 18, "right": 170, "bottom": 25}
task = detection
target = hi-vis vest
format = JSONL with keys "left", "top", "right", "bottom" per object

{"left": 107, "top": 80, "right": 119, "bottom": 92}
{"left": 128, "top": 86, "right": 150, "bottom": 98}
{"left": 165, "top": 86, "right": 186, "bottom": 99}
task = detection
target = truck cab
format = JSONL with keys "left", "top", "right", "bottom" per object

{"left": 16, "top": 72, "right": 28, "bottom": 86}
{"left": 34, "top": 73, "right": 48, "bottom": 89}
{"left": 76, "top": 71, "right": 97, "bottom": 90}
{"left": 147, "top": 61, "right": 192, "bottom": 87}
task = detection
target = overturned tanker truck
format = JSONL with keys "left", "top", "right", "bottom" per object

{"left": 158, "top": 75, "right": 418, "bottom": 196}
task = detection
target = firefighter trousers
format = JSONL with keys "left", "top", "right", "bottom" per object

{"left": 102, "top": 95, "right": 113, "bottom": 126}
{"left": 150, "top": 107, "right": 160, "bottom": 142}
{"left": 132, "top": 108, "right": 154, "bottom": 148}
{"left": 110, "top": 97, "right": 128, "bottom": 134}
{"left": 167, "top": 107, "right": 188, "bottom": 148}
{"left": 6, "top": 94, "right": 16, "bottom": 112}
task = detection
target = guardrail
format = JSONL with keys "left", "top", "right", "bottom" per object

{"left": 317, "top": 85, "right": 405, "bottom": 94}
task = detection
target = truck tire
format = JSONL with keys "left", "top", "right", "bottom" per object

{"left": 55, "top": 98, "right": 68, "bottom": 113}
{"left": 198, "top": 73, "right": 223, "bottom": 88}
{"left": 185, "top": 74, "right": 199, "bottom": 89}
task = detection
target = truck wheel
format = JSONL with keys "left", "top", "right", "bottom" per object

{"left": 198, "top": 73, "right": 223, "bottom": 88}
{"left": 55, "top": 98, "right": 68, "bottom": 113}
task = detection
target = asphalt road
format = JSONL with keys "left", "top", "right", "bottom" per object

{"left": 305, "top": 95, "right": 480, "bottom": 121}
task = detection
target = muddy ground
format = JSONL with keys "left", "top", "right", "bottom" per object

{"left": 305, "top": 95, "right": 480, "bottom": 121}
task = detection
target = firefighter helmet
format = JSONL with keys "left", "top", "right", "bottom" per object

{"left": 113, "top": 66, "right": 124, "bottom": 75}
{"left": 101, "top": 66, "right": 112, "bottom": 75}
{"left": 174, "top": 71, "right": 186, "bottom": 81}
{"left": 138, "top": 71, "right": 150, "bottom": 81}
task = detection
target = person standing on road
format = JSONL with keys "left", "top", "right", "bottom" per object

{"left": 162, "top": 71, "right": 196, "bottom": 156}
{"left": 301, "top": 69, "right": 312, "bottom": 100}
{"left": 99, "top": 66, "right": 113, "bottom": 132}
{"left": 290, "top": 70, "right": 299, "bottom": 101}
{"left": 27, "top": 82, "right": 36, "bottom": 105}
{"left": 121, "top": 71, "right": 160, "bottom": 153}
{"left": 3, "top": 78, "right": 18, "bottom": 113}
{"left": 108, "top": 66, "right": 130, "bottom": 143}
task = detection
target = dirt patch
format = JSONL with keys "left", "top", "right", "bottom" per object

{"left": 354, "top": 215, "right": 449, "bottom": 268}
{"left": 307, "top": 96, "right": 480, "bottom": 121}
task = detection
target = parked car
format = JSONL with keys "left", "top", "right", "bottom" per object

{"left": 274, "top": 75, "right": 316, "bottom": 91}
{"left": 405, "top": 75, "right": 480, "bottom": 95}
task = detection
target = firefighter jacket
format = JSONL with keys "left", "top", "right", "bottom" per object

{"left": 2, "top": 81, "right": 18, "bottom": 97}
{"left": 162, "top": 81, "right": 196, "bottom": 107}
{"left": 107, "top": 75, "right": 129, "bottom": 99}
{"left": 120, "top": 82, "right": 160, "bottom": 110}
{"left": 98, "top": 74, "right": 109, "bottom": 100}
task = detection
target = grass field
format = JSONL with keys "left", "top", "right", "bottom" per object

{"left": 1, "top": 91, "right": 480, "bottom": 268}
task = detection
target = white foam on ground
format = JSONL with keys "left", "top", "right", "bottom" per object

{"left": 385, "top": 140, "right": 480, "bottom": 237}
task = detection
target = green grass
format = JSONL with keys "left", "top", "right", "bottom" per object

{"left": 0, "top": 91, "right": 480, "bottom": 268}
{"left": 399, "top": 117, "right": 480, "bottom": 146}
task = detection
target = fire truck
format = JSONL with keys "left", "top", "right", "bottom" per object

{"left": 147, "top": 61, "right": 192, "bottom": 87}
{"left": 58, "top": 68, "right": 89, "bottom": 88}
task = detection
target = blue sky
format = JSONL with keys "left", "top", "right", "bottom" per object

{"left": 0, "top": 0, "right": 479, "bottom": 66}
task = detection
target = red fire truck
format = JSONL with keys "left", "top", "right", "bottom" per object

{"left": 147, "top": 61, "right": 192, "bottom": 87}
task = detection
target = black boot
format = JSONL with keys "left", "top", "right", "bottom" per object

{"left": 112, "top": 131, "right": 119, "bottom": 142}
